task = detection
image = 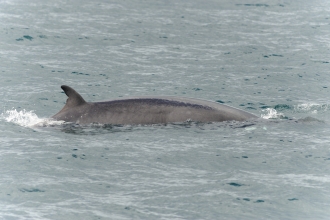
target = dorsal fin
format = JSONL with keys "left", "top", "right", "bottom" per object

{"left": 61, "top": 85, "right": 86, "bottom": 107}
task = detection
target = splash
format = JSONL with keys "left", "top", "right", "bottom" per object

{"left": 294, "top": 103, "right": 329, "bottom": 114}
{"left": 1, "top": 109, "right": 63, "bottom": 127}
{"left": 261, "top": 108, "right": 285, "bottom": 119}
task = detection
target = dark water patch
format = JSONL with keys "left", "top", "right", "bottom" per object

{"left": 15, "top": 35, "right": 34, "bottom": 41}
{"left": 254, "top": 200, "right": 265, "bottom": 203}
{"left": 312, "top": 60, "right": 329, "bottom": 64}
{"left": 71, "top": 153, "right": 85, "bottom": 159}
{"left": 39, "top": 35, "right": 47, "bottom": 39}
{"left": 242, "top": 156, "right": 248, "bottom": 158}
{"left": 19, "top": 188, "right": 45, "bottom": 193}
{"left": 263, "top": 54, "right": 283, "bottom": 58}
{"left": 259, "top": 105, "right": 271, "bottom": 109}
{"left": 288, "top": 198, "right": 298, "bottom": 201}
{"left": 101, "top": 155, "right": 109, "bottom": 160}
{"left": 236, "top": 4, "right": 269, "bottom": 7}
{"left": 271, "top": 54, "right": 283, "bottom": 57}
{"left": 23, "top": 35, "right": 33, "bottom": 40}
{"left": 192, "top": 88, "right": 202, "bottom": 91}
{"left": 71, "top": 72, "right": 90, "bottom": 76}
{"left": 227, "top": 182, "right": 243, "bottom": 187}
{"left": 228, "top": 121, "right": 256, "bottom": 129}
{"left": 216, "top": 100, "right": 225, "bottom": 103}
{"left": 236, "top": 198, "right": 251, "bottom": 201}
{"left": 240, "top": 102, "right": 256, "bottom": 107}
{"left": 274, "top": 104, "right": 292, "bottom": 110}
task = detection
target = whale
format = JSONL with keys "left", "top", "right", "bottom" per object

{"left": 51, "top": 85, "right": 258, "bottom": 125}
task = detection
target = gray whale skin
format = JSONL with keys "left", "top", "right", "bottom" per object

{"left": 52, "top": 85, "right": 258, "bottom": 125}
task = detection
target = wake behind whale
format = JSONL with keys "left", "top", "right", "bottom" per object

{"left": 51, "top": 85, "right": 258, "bottom": 125}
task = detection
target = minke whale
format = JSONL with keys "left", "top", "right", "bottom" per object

{"left": 52, "top": 85, "right": 258, "bottom": 125}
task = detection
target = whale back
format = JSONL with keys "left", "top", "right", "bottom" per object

{"left": 52, "top": 85, "right": 258, "bottom": 124}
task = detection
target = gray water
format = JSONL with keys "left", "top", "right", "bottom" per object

{"left": 1, "top": 0, "right": 330, "bottom": 219}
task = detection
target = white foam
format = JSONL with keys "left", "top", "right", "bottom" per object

{"left": 261, "top": 108, "right": 285, "bottom": 119}
{"left": 294, "top": 103, "right": 329, "bottom": 114}
{"left": 1, "top": 109, "right": 63, "bottom": 128}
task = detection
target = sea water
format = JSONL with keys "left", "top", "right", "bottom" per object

{"left": 1, "top": 0, "right": 330, "bottom": 219}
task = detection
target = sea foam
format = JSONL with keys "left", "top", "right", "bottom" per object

{"left": 1, "top": 109, "right": 62, "bottom": 127}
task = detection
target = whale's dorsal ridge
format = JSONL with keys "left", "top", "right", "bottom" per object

{"left": 52, "top": 85, "right": 258, "bottom": 124}
{"left": 61, "top": 85, "right": 86, "bottom": 107}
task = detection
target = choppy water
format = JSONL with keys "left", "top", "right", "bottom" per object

{"left": 1, "top": 0, "right": 330, "bottom": 219}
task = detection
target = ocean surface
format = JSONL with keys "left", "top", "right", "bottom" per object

{"left": 1, "top": 0, "right": 330, "bottom": 219}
